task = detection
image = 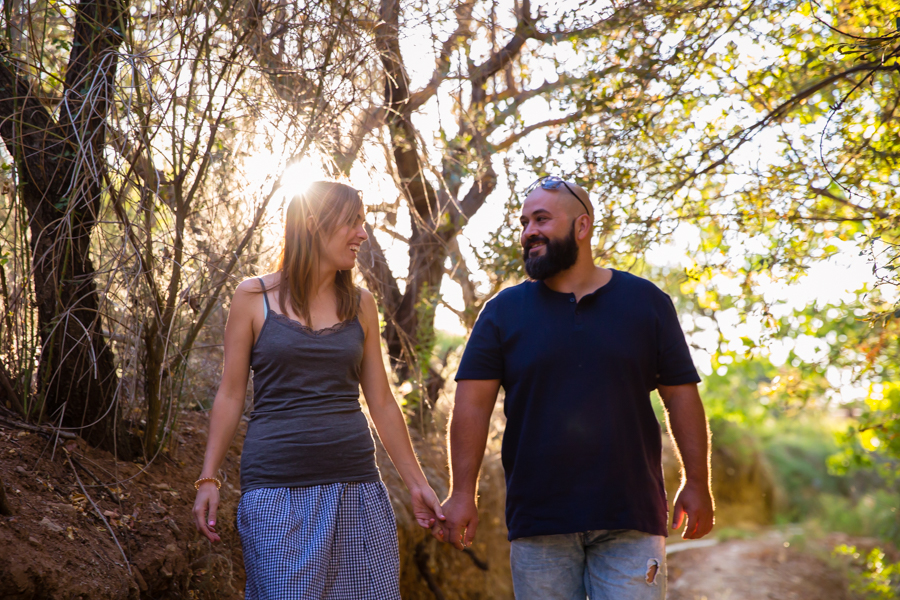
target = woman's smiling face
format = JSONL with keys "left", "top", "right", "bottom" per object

{"left": 320, "top": 205, "right": 368, "bottom": 271}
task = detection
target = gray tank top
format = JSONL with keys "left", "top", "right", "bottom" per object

{"left": 239, "top": 279, "right": 380, "bottom": 493}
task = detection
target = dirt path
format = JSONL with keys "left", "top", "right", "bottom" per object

{"left": 667, "top": 531, "right": 858, "bottom": 600}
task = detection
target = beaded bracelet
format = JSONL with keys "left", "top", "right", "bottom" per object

{"left": 194, "top": 476, "right": 222, "bottom": 490}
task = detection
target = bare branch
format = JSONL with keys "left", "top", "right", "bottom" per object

{"left": 357, "top": 222, "right": 402, "bottom": 318}
{"left": 493, "top": 114, "right": 581, "bottom": 151}
{"left": 333, "top": 102, "right": 385, "bottom": 174}
{"left": 407, "top": 1, "right": 476, "bottom": 112}
{"left": 671, "top": 61, "right": 892, "bottom": 191}
{"left": 375, "top": 224, "right": 410, "bottom": 245}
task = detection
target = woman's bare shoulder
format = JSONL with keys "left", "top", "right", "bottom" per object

{"left": 235, "top": 273, "right": 279, "bottom": 294}
{"left": 356, "top": 288, "right": 380, "bottom": 339}
{"left": 357, "top": 287, "right": 377, "bottom": 313}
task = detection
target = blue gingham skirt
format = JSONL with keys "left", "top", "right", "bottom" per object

{"left": 237, "top": 482, "right": 401, "bottom": 600}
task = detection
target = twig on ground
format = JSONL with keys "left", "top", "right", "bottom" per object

{"left": 414, "top": 540, "right": 447, "bottom": 600}
{"left": 66, "top": 452, "right": 133, "bottom": 576}
{"left": 0, "top": 415, "right": 77, "bottom": 439}
{"left": 463, "top": 547, "right": 489, "bottom": 571}
{"left": 70, "top": 454, "right": 124, "bottom": 503}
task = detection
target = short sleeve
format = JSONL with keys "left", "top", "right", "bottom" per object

{"left": 656, "top": 293, "right": 701, "bottom": 387}
{"left": 455, "top": 299, "right": 504, "bottom": 381}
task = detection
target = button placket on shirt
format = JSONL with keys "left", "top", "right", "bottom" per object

{"left": 571, "top": 295, "right": 585, "bottom": 330}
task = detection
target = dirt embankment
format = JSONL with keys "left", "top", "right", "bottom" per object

{"left": 0, "top": 413, "right": 244, "bottom": 599}
{"left": 0, "top": 411, "right": 512, "bottom": 600}
{"left": 0, "top": 405, "right": 809, "bottom": 600}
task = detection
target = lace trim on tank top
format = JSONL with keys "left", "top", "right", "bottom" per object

{"left": 258, "top": 276, "right": 358, "bottom": 338}
{"left": 269, "top": 311, "right": 358, "bottom": 337}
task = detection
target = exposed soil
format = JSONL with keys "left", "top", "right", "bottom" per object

{"left": 0, "top": 412, "right": 245, "bottom": 599}
{"left": 0, "top": 410, "right": 514, "bottom": 600}
{"left": 668, "top": 531, "right": 894, "bottom": 600}
{"left": 2, "top": 409, "right": 890, "bottom": 600}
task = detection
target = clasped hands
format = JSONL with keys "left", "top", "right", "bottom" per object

{"left": 419, "top": 482, "right": 715, "bottom": 551}
{"left": 416, "top": 492, "right": 479, "bottom": 551}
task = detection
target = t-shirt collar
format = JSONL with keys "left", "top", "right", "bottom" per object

{"left": 536, "top": 268, "right": 619, "bottom": 301}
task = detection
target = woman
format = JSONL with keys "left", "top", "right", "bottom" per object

{"left": 192, "top": 181, "right": 444, "bottom": 599}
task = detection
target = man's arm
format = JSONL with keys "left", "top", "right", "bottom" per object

{"left": 657, "top": 382, "right": 715, "bottom": 539}
{"left": 435, "top": 379, "right": 501, "bottom": 550}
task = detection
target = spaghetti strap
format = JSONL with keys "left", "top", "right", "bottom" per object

{"left": 257, "top": 277, "right": 270, "bottom": 318}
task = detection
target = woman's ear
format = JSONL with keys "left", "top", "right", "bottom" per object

{"left": 306, "top": 215, "right": 318, "bottom": 234}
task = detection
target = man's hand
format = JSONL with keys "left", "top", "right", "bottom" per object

{"left": 671, "top": 480, "right": 714, "bottom": 539}
{"left": 432, "top": 493, "right": 479, "bottom": 550}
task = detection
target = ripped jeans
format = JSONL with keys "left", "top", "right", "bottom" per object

{"left": 510, "top": 529, "right": 665, "bottom": 600}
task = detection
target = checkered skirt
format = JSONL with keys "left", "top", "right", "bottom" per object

{"left": 237, "top": 482, "right": 401, "bottom": 600}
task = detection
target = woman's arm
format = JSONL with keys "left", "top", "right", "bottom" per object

{"left": 357, "top": 289, "right": 444, "bottom": 529}
{"left": 192, "top": 280, "right": 259, "bottom": 542}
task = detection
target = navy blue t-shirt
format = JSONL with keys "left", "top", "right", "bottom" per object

{"left": 455, "top": 270, "right": 700, "bottom": 540}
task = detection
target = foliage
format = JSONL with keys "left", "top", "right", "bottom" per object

{"left": 819, "top": 491, "right": 900, "bottom": 547}
{"left": 0, "top": 0, "right": 380, "bottom": 454}
{"left": 831, "top": 381, "right": 900, "bottom": 481}
{"left": 0, "top": 0, "right": 897, "bottom": 462}
{"left": 835, "top": 544, "right": 900, "bottom": 600}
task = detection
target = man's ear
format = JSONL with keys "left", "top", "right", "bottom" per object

{"left": 575, "top": 214, "right": 593, "bottom": 241}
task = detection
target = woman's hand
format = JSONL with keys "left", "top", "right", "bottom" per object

{"left": 409, "top": 483, "right": 446, "bottom": 530}
{"left": 192, "top": 482, "right": 221, "bottom": 543}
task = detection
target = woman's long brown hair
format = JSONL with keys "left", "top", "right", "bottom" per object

{"left": 277, "top": 181, "right": 363, "bottom": 325}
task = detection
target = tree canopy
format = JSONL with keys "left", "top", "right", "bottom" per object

{"left": 0, "top": 0, "right": 896, "bottom": 470}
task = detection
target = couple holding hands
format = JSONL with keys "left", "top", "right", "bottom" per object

{"left": 192, "top": 178, "right": 714, "bottom": 600}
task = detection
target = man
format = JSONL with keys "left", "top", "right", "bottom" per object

{"left": 434, "top": 176, "right": 714, "bottom": 599}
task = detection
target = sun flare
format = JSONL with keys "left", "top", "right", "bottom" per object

{"left": 277, "top": 159, "right": 329, "bottom": 197}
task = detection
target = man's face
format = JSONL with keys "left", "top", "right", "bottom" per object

{"left": 520, "top": 190, "right": 580, "bottom": 280}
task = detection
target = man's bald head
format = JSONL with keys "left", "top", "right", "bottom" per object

{"left": 523, "top": 179, "right": 594, "bottom": 222}
{"left": 565, "top": 181, "right": 593, "bottom": 220}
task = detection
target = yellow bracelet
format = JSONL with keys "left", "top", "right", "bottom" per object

{"left": 194, "top": 477, "right": 222, "bottom": 490}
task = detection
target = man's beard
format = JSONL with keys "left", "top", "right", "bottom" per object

{"left": 523, "top": 221, "right": 579, "bottom": 280}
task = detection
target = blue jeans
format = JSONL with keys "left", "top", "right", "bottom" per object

{"left": 510, "top": 529, "right": 666, "bottom": 600}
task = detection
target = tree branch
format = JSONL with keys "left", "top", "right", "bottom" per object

{"left": 377, "top": 0, "right": 439, "bottom": 221}
{"left": 469, "top": 0, "right": 599, "bottom": 90}
{"left": 672, "top": 61, "right": 894, "bottom": 191}
{"left": 809, "top": 186, "right": 888, "bottom": 220}
{"left": 456, "top": 165, "right": 499, "bottom": 222}
{"left": 493, "top": 113, "right": 581, "bottom": 151}
{"left": 375, "top": 224, "right": 410, "bottom": 245}
{"left": 357, "top": 222, "right": 403, "bottom": 319}
{"left": 469, "top": 0, "right": 536, "bottom": 89}
{"left": 333, "top": 102, "right": 385, "bottom": 175}
{"left": 407, "top": 1, "right": 475, "bottom": 112}
{"left": 0, "top": 51, "right": 59, "bottom": 190}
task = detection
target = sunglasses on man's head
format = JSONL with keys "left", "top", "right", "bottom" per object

{"left": 525, "top": 176, "right": 591, "bottom": 216}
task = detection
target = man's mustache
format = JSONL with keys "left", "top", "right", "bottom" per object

{"left": 523, "top": 236, "right": 550, "bottom": 255}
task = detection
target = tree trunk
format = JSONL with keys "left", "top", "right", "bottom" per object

{"left": 142, "top": 329, "right": 168, "bottom": 456}
{"left": 25, "top": 183, "right": 125, "bottom": 452}
{"left": 364, "top": 0, "right": 500, "bottom": 422}
{"left": 0, "top": 0, "right": 134, "bottom": 457}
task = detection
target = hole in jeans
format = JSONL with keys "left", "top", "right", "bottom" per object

{"left": 645, "top": 559, "right": 660, "bottom": 585}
